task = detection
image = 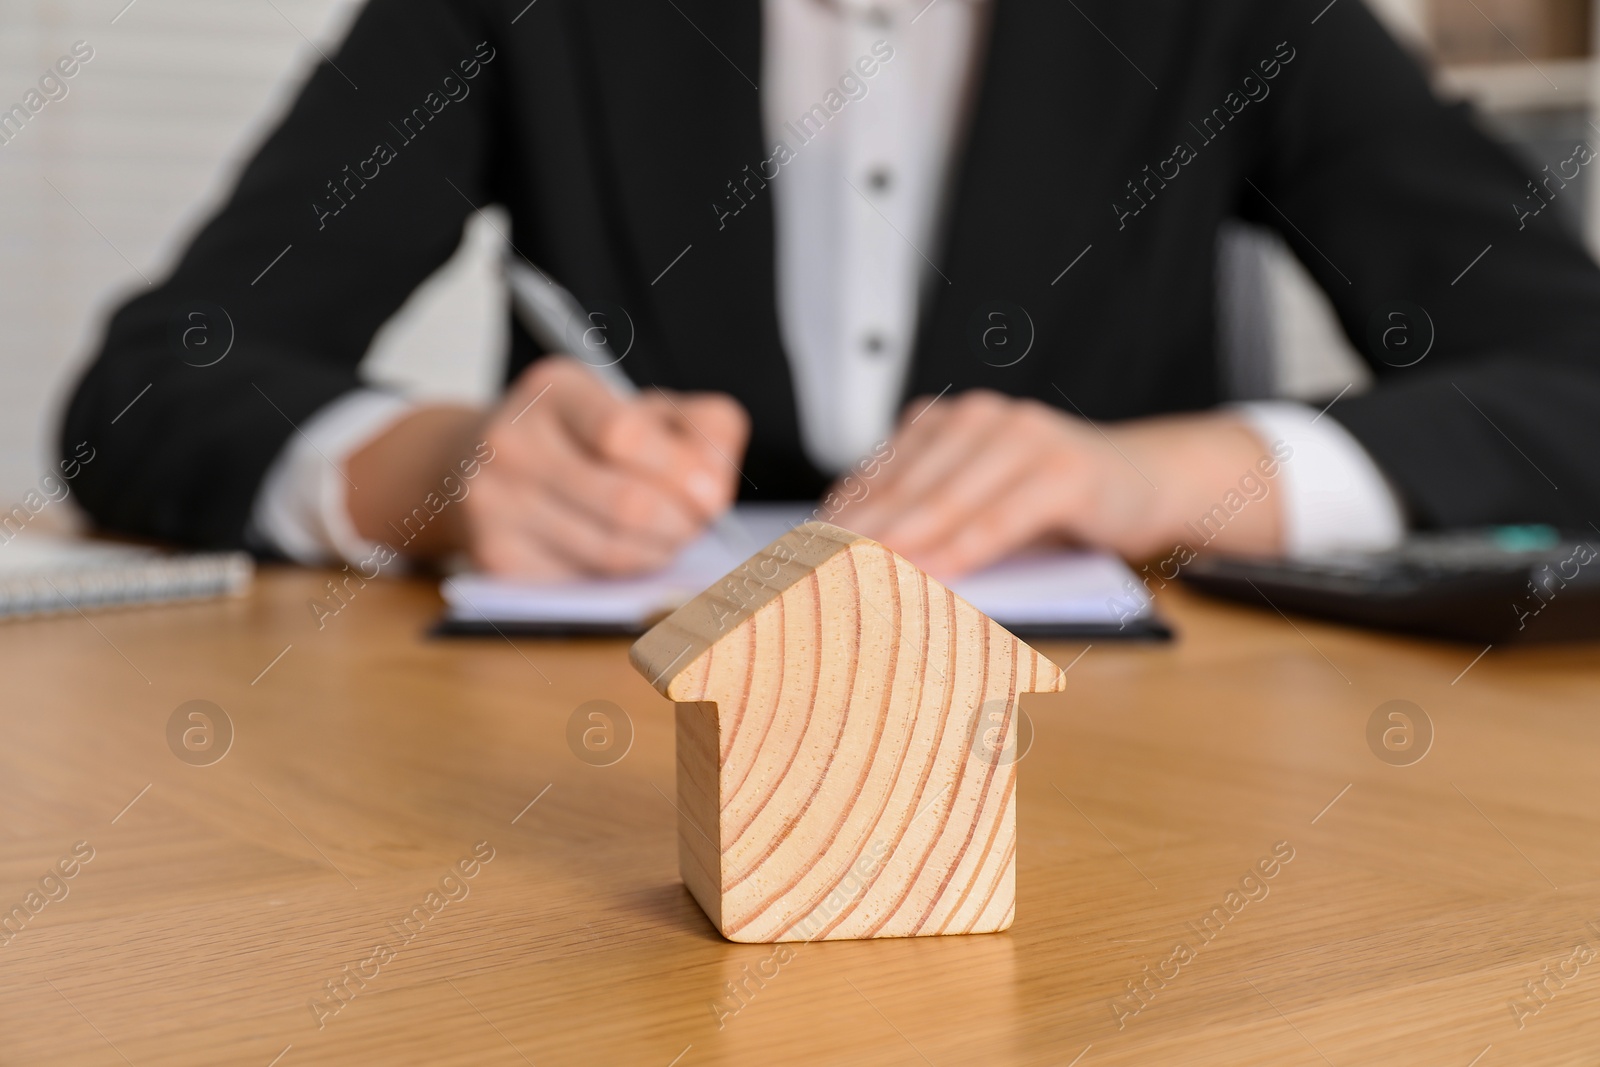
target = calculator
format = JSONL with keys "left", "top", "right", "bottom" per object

{"left": 1181, "top": 526, "right": 1600, "bottom": 644}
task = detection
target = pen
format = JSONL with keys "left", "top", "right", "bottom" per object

{"left": 505, "top": 259, "right": 755, "bottom": 553}
{"left": 505, "top": 258, "right": 635, "bottom": 392}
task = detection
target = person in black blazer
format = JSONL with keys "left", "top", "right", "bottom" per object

{"left": 61, "top": 0, "right": 1600, "bottom": 579}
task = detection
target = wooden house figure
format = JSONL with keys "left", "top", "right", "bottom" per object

{"left": 630, "top": 521, "right": 1066, "bottom": 942}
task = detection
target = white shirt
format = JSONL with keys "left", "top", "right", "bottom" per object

{"left": 250, "top": 0, "right": 1404, "bottom": 564}
{"left": 764, "top": 0, "right": 986, "bottom": 470}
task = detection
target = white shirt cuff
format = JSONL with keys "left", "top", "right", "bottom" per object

{"left": 248, "top": 390, "right": 416, "bottom": 567}
{"left": 1233, "top": 400, "right": 1408, "bottom": 558}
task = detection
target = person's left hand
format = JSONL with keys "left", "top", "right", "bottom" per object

{"left": 826, "top": 390, "right": 1284, "bottom": 577}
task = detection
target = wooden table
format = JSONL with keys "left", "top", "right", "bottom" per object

{"left": 3, "top": 567, "right": 1598, "bottom": 1066}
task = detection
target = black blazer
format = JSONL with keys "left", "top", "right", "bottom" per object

{"left": 62, "top": 0, "right": 1600, "bottom": 549}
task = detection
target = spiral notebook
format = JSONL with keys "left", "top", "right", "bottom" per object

{"left": 438, "top": 503, "right": 1168, "bottom": 639}
{"left": 0, "top": 535, "right": 254, "bottom": 621}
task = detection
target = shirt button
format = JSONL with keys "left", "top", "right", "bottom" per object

{"left": 867, "top": 167, "right": 892, "bottom": 193}
{"left": 862, "top": 332, "right": 887, "bottom": 355}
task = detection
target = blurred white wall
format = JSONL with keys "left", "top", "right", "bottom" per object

{"left": 1367, "top": 0, "right": 1430, "bottom": 47}
{"left": 0, "top": 0, "right": 504, "bottom": 521}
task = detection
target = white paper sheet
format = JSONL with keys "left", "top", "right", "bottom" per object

{"left": 441, "top": 503, "right": 1154, "bottom": 632}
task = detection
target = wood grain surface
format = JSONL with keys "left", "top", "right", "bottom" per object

{"left": 632, "top": 522, "right": 1066, "bottom": 943}
{"left": 2, "top": 567, "right": 1599, "bottom": 1065}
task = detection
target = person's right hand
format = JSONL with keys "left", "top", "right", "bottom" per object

{"left": 463, "top": 357, "right": 749, "bottom": 578}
